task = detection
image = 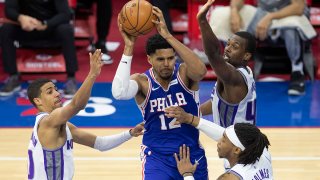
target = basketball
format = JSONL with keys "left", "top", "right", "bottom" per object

{"left": 119, "top": 0, "right": 157, "bottom": 36}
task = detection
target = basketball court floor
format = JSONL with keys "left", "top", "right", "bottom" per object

{"left": 0, "top": 81, "right": 319, "bottom": 179}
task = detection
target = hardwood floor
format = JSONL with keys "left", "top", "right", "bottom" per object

{"left": 0, "top": 128, "right": 319, "bottom": 180}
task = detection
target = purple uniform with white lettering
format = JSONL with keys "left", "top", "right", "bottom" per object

{"left": 27, "top": 112, "right": 74, "bottom": 180}
{"left": 138, "top": 63, "right": 208, "bottom": 180}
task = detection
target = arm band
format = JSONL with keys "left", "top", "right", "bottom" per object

{"left": 196, "top": 118, "right": 225, "bottom": 141}
{"left": 112, "top": 54, "right": 139, "bottom": 100}
{"left": 94, "top": 130, "right": 132, "bottom": 152}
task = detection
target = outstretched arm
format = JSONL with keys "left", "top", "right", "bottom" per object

{"left": 47, "top": 49, "right": 103, "bottom": 127}
{"left": 197, "top": 0, "right": 240, "bottom": 84}
{"left": 165, "top": 106, "right": 224, "bottom": 141}
{"left": 68, "top": 122, "right": 144, "bottom": 151}
{"left": 153, "top": 6, "right": 207, "bottom": 82}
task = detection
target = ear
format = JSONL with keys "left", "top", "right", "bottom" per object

{"left": 244, "top": 52, "right": 252, "bottom": 61}
{"left": 33, "top": 97, "right": 42, "bottom": 107}
{"left": 234, "top": 147, "right": 242, "bottom": 155}
{"left": 147, "top": 55, "right": 152, "bottom": 65}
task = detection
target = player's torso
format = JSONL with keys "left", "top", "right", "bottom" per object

{"left": 211, "top": 66, "right": 257, "bottom": 127}
{"left": 27, "top": 113, "right": 74, "bottom": 180}
{"left": 229, "top": 148, "right": 273, "bottom": 179}
{"left": 138, "top": 64, "right": 201, "bottom": 155}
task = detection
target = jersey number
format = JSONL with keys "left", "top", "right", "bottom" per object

{"left": 159, "top": 114, "right": 181, "bottom": 130}
{"left": 28, "top": 150, "right": 34, "bottom": 179}
{"left": 246, "top": 100, "right": 256, "bottom": 123}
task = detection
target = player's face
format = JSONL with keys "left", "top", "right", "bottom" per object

{"left": 148, "top": 48, "right": 176, "bottom": 80}
{"left": 217, "top": 132, "right": 235, "bottom": 159}
{"left": 38, "top": 82, "right": 62, "bottom": 111}
{"left": 223, "top": 35, "right": 248, "bottom": 66}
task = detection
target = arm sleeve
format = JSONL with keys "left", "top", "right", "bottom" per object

{"left": 5, "top": 0, "right": 20, "bottom": 21}
{"left": 196, "top": 118, "right": 225, "bottom": 141}
{"left": 93, "top": 130, "right": 132, "bottom": 152}
{"left": 112, "top": 54, "right": 139, "bottom": 100}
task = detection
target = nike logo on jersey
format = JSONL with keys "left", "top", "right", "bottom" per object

{"left": 151, "top": 86, "right": 160, "bottom": 91}
{"left": 121, "top": 61, "right": 128, "bottom": 64}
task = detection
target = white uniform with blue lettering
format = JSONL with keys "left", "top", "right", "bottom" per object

{"left": 27, "top": 112, "right": 74, "bottom": 180}
{"left": 229, "top": 148, "right": 273, "bottom": 180}
{"left": 211, "top": 66, "right": 256, "bottom": 127}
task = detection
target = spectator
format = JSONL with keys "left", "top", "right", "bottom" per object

{"left": 0, "top": 0, "right": 78, "bottom": 97}
{"left": 79, "top": 0, "right": 113, "bottom": 64}
{"left": 210, "top": 0, "right": 316, "bottom": 95}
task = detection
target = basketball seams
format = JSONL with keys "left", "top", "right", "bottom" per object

{"left": 120, "top": 0, "right": 155, "bottom": 36}
{"left": 136, "top": 1, "right": 154, "bottom": 35}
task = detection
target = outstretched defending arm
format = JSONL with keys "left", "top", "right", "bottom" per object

{"left": 68, "top": 122, "right": 144, "bottom": 151}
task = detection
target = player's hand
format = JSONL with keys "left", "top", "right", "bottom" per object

{"left": 89, "top": 49, "right": 103, "bottom": 77}
{"left": 130, "top": 122, "right": 145, "bottom": 137}
{"left": 164, "top": 106, "right": 193, "bottom": 125}
{"left": 174, "top": 144, "right": 198, "bottom": 177}
{"left": 197, "top": 0, "right": 215, "bottom": 22}
{"left": 117, "top": 13, "right": 137, "bottom": 47}
{"left": 152, "top": 6, "right": 172, "bottom": 39}
{"left": 256, "top": 14, "right": 272, "bottom": 41}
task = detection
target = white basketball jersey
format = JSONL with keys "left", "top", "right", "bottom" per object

{"left": 211, "top": 66, "right": 256, "bottom": 127}
{"left": 27, "top": 112, "right": 74, "bottom": 180}
{"left": 229, "top": 148, "right": 274, "bottom": 180}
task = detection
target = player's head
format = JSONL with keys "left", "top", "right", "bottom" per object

{"left": 217, "top": 123, "right": 270, "bottom": 166}
{"left": 27, "top": 78, "right": 62, "bottom": 111}
{"left": 223, "top": 31, "right": 256, "bottom": 67}
{"left": 146, "top": 34, "right": 176, "bottom": 80}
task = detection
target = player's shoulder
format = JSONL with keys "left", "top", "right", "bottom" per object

{"left": 132, "top": 73, "right": 148, "bottom": 81}
{"left": 217, "top": 172, "right": 241, "bottom": 180}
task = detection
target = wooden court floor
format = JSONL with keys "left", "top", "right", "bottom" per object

{"left": 0, "top": 128, "right": 319, "bottom": 180}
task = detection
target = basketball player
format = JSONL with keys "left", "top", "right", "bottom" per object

{"left": 164, "top": 106, "right": 273, "bottom": 180}
{"left": 112, "top": 7, "right": 208, "bottom": 180}
{"left": 199, "top": 0, "right": 257, "bottom": 127}
{"left": 27, "top": 49, "right": 144, "bottom": 179}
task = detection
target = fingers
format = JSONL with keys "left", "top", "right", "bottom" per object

{"left": 174, "top": 153, "right": 180, "bottom": 163}
{"left": 182, "top": 144, "right": 187, "bottom": 161}
{"left": 186, "top": 146, "right": 190, "bottom": 161}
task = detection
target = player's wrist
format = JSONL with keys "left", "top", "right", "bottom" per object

{"left": 182, "top": 172, "right": 193, "bottom": 177}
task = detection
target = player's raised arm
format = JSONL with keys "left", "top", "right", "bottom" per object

{"left": 112, "top": 14, "right": 140, "bottom": 100}
{"left": 47, "top": 49, "right": 103, "bottom": 126}
{"left": 152, "top": 6, "right": 207, "bottom": 82}
{"left": 197, "top": 0, "right": 243, "bottom": 85}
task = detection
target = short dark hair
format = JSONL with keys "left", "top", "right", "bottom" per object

{"left": 235, "top": 31, "right": 256, "bottom": 55}
{"left": 146, "top": 34, "right": 173, "bottom": 55}
{"left": 235, "top": 123, "right": 270, "bottom": 166}
{"left": 27, "top": 78, "right": 52, "bottom": 107}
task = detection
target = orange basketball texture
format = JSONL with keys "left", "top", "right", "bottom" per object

{"left": 119, "top": 0, "right": 157, "bottom": 36}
